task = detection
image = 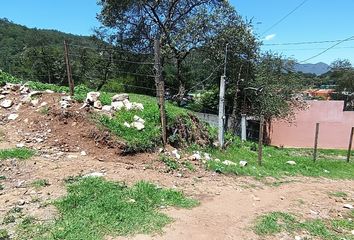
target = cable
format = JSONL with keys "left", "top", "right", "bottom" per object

{"left": 299, "top": 35, "right": 354, "bottom": 63}
{"left": 68, "top": 53, "right": 154, "bottom": 65}
{"left": 68, "top": 43, "right": 153, "bottom": 56}
{"left": 261, "top": 0, "right": 310, "bottom": 36}
{"left": 263, "top": 38, "right": 354, "bottom": 46}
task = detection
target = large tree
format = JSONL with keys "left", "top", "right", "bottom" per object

{"left": 96, "top": 0, "right": 248, "bottom": 102}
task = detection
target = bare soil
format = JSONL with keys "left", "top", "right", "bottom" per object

{"left": 0, "top": 90, "right": 353, "bottom": 240}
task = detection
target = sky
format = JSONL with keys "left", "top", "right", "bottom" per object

{"left": 1, "top": 0, "right": 354, "bottom": 64}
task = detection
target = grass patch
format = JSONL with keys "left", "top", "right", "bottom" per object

{"left": 0, "top": 148, "right": 35, "bottom": 160}
{"left": 15, "top": 177, "right": 198, "bottom": 240}
{"left": 254, "top": 211, "right": 354, "bottom": 239}
{"left": 160, "top": 155, "right": 180, "bottom": 171}
{"left": 201, "top": 139, "right": 354, "bottom": 179}
{"left": 0, "top": 229, "right": 9, "bottom": 240}
{"left": 329, "top": 191, "right": 348, "bottom": 198}
{"left": 31, "top": 179, "right": 49, "bottom": 189}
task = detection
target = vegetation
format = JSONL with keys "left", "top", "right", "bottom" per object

{"left": 196, "top": 138, "right": 354, "bottom": 179}
{"left": 0, "top": 148, "right": 35, "bottom": 160}
{"left": 15, "top": 177, "right": 198, "bottom": 240}
{"left": 254, "top": 211, "right": 354, "bottom": 240}
{"left": 31, "top": 179, "right": 50, "bottom": 189}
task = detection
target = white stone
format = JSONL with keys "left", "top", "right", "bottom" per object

{"left": 20, "top": 86, "right": 30, "bottom": 94}
{"left": 204, "top": 153, "right": 211, "bottom": 161}
{"left": 15, "top": 103, "right": 22, "bottom": 111}
{"left": 351, "top": 230, "right": 354, "bottom": 235}
{"left": 102, "top": 105, "right": 112, "bottom": 112}
{"left": 111, "top": 101, "right": 124, "bottom": 110}
{"left": 131, "top": 121, "right": 145, "bottom": 130}
{"left": 80, "top": 151, "right": 87, "bottom": 156}
{"left": 214, "top": 158, "right": 221, "bottom": 162}
{"left": 40, "top": 102, "right": 48, "bottom": 107}
{"left": 171, "top": 149, "right": 181, "bottom": 159}
{"left": 124, "top": 122, "right": 131, "bottom": 128}
{"left": 132, "top": 102, "right": 144, "bottom": 111}
{"left": 60, "top": 100, "right": 71, "bottom": 108}
{"left": 0, "top": 95, "right": 6, "bottom": 100}
{"left": 61, "top": 96, "right": 72, "bottom": 101}
{"left": 123, "top": 99, "right": 133, "bottom": 110}
{"left": 31, "top": 99, "right": 39, "bottom": 106}
{"left": 112, "top": 93, "right": 129, "bottom": 102}
{"left": 16, "top": 143, "right": 25, "bottom": 148}
{"left": 343, "top": 204, "right": 354, "bottom": 209}
{"left": 294, "top": 236, "right": 302, "bottom": 240}
{"left": 189, "top": 153, "right": 201, "bottom": 161}
{"left": 28, "top": 91, "right": 42, "bottom": 98}
{"left": 239, "top": 160, "right": 248, "bottom": 167}
{"left": 83, "top": 172, "right": 105, "bottom": 178}
{"left": 1, "top": 99, "right": 13, "bottom": 108}
{"left": 86, "top": 92, "right": 100, "bottom": 103}
{"left": 8, "top": 113, "right": 19, "bottom": 120}
{"left": 45, "top": 89, "right": 55, "bottom": 94}
{"left": 222, "top": 160, "right": 237, "bottom": 166}
{"left": 93, "top": 100, "right": 102, "bottom": 109}
{"left": 286, "top": 161, "right": 297, "bottom": 165}
{"left": 133, "top": 115, "right": 145, "bottom": 124}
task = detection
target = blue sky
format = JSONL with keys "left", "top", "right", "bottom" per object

{"left": 1, "top": 0, "right": 353, "bottom": 64}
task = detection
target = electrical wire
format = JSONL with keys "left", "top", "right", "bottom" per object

{"left": 261, "top": 0, "right": 310, "bottom": 36}
{"left": 263, "top": 38, "right": 354, "bottom": 46}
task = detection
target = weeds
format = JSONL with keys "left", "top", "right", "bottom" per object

{"left": 254, "top": 211, "right": 354, "bottom": 239}
{"left": 328, "top": 191, "right": 348, "bottom": 198}
{"left": 31, "top": 179, "right": 49, "bottom": 189}
{"left": 14, "top": 177, "right": 198, "bottom": 240}
{"left": 0, "top": 148, "right": 35, "bottom": 160}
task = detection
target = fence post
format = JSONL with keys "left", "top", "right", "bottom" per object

{"left": 258, "top": 116, "right": 264, "bottom": 166}
{"left": 154, "top": 39, "right": 167, "bottom": 148}
{"left": 313, "top": 122, "right": 320, "bottom": 162}
{"left": 64, "top": 40, "right": 74, "bottom": 96}
{"left": 347, "top": 127, "right": 354, "bottom": 163}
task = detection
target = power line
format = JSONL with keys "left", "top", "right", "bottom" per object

{"left": 299, "top": 35, "right": 354, "bottom": 63}
{"left": 68, "top": 43, "right": 153, "bottom": 56}
{"left": 261, "top": 0, "right": 310, "bottom": 36}
{"left": 68, "top": 53, "right": 154, "bottom": 65}
{"left": 263, "top": 38, "right": 354, "bottom": 46}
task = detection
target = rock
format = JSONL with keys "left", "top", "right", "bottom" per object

{"left": 239, "top": 160, "right": 248, "bottom": 167}
{"left": 189, "top": 153, "right": 201, "bottom": 161}
{"left": 214, "top": 158, "right": 221, "bottom": 162}
{"left": 123, "top": 122, "right": 131, "bottom": 128}
{"left": 132, "top": 102, "right": 144, "bottom": 111}
{"left": 16, "top": 143, "right": 25, "bottom": 148}
{"left": 343, "top": 204, "right": 354, "bottom": 209}
{"left": 133, "top": 115, "right": 145, "bottom": 124}
{"left": 14, "top": 103, "right": 22, "bottom": 111}
{"left": 80, "top": 151, "right": 87, "bottom": 156}
{"left": 351, "top": 230, "right": 354, "bottom": 235}
{"left": 294, "top": 236, "right": 302, "bottom": 240}
{"left": 112, "top": 93, "right": 129, "bottom": 102}
{"left": 45, "top": 89, "right": 55, "bottom": 94}
{"left": 111, "top": 101, "right": 124, "bottom": 110}
{"left": 0, "top": 95, "right": 6, "bottom": 100}
{"left": 0, "top": 99, "right": 13, "bottom": 108}
{"left": 8, "top": 114, "right": 19, "bottom": 120}
{"left": 102, "top": 105, "right": 112, "bottom": 112}
{"left": 222, "top": 160, "right": 237, "bottom": 166}
{"left": 86, "top": 92, "right": 100, "bottom": 103}
{"left": 83, "top": 172, "right": 105, "bottom": 178}
{"left": 20, "top": 86, "right": 30, "bottom": 94}
{"left": 31, "top": 99, "right": 39, "bottom": 106}
{"left": 123, "top": 99, "right": 133, "bottom": 110}
{"left": 204, "top": 153, "right": 211, "bottom": 161}
{"left": 40, "top": 102, "right": 48, "bottom": 107}
{"left": 131, "top": 121, "right": 145, "bottom": 130}
{"left": 60, "top": 100, "right": 71, "bottom": 109}
{"left": 286, "top": 161, "right": 296, "bottom": 165}
{"left": 28, "top": 91, "right": 42, "bottom": 98}
{"left": 61, "top": 96, "right": 72, "bottom": 101}
{"left": 93, "top": 100, "right": 102, "bottom": 109}
{"left": 171, "top": 149, "right": 181, "bottom": 159}
{"left": 4, "top": 83, "right": 21, "bottom": 91}
{"left": 67, "top": 155, "right": 78, "bottom": 159}
{"left": 17, "top": 199, "right": 26, "bottom": 206}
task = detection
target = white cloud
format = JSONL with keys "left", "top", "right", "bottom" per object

{"left": 263, "top": 34, "right": 276, "bottom": 41}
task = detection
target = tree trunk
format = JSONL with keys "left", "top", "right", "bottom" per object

{"left": 230, "top": 64, "right": 243, "bottom": 133}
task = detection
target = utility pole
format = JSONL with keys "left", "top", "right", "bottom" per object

{"left": 64, "top": 40, "right": 74, "bottom": 96}
{"left": 313, "top": 122, "right": 320, "bottom": 162}
{"left": 218, "top": 44, "right": 228, "bottom": 148}
{"left": 258, "top": 115, "right": 264, "bottom": 166}
{"left": 154, "top": 39, "right": 167, "bottom": 148}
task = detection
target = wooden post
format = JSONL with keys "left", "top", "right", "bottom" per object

{"left": 347, "top": 127, "right": 354, "bottom": 162}
{"left": 64, "top": 40, "right": 74, "bottom": 96}
{"left": 154, "top": 39, "right": 167, "bottom": 148}
{"left": 313, "top": 123, "right": 320, "bottom": 162}
{"left": 258, "top": 116, "right": 264, "bottom": 166}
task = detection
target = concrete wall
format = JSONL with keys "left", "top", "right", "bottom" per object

{"left": 269, "top": 101, "right": 354, "bottom": 149}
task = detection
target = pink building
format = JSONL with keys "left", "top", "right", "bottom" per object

{"left": 269, "top": 101, "right": 354, "bottom": 149}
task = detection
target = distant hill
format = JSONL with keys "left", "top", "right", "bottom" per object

{"left": 294, "top": 62, "right": 330, "bottom": 76}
